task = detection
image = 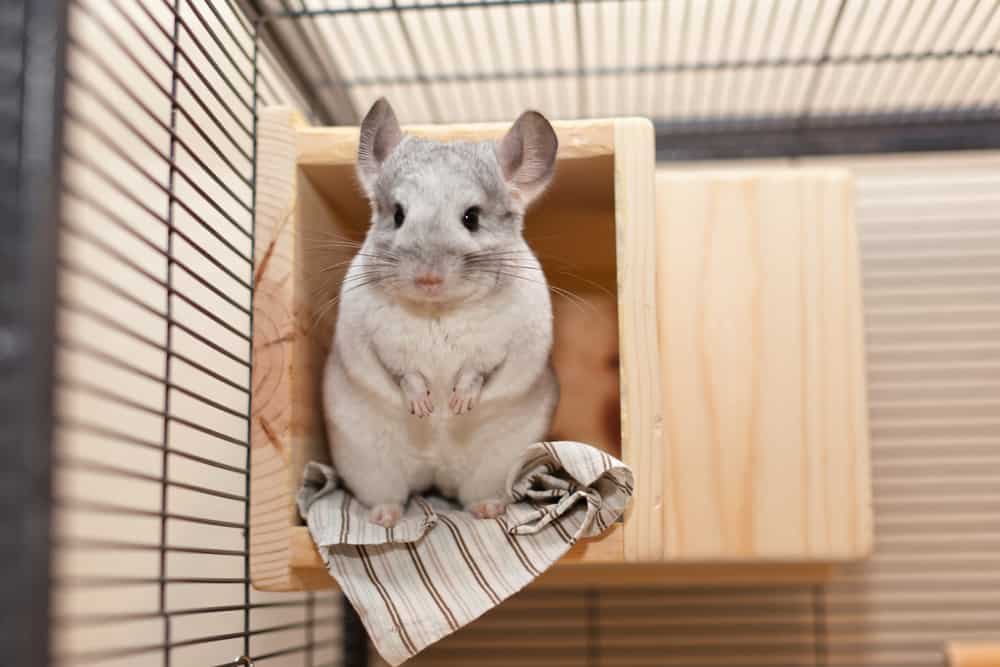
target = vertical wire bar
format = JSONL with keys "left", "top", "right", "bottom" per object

{"left": 871, "top": 0, "right": 940, "bottom": 113}
{"left": 687, "top": 0, "right": 711, "bottom": 120}
{"left": 160, "top": 2, "right": 183, "bottom": 665}
{"left": 762, "top": 0, "right": 803, "bottom": 117}
{"left": 676, "top": 0, "right": 692, "bottom": 119}
{"left": 504, "top": 2, "right": 527, "bottom": 114}
{"left": 245, "top": 13, "right": 259, "bottom": 663}
{"left": 573, "top": 0, "right": 585, "bottom": 118}
{"left": 435, "top": 7, "right": 480, "bottom": 120}
{"left": 525, "top": 3, "right": 549, "bottom": 116}
{"left": 841, "top": 0, "right": 905, "bottom": 113}
{"left": 613, "top": 0, "right": 627, "bottom": 116}
{"left": 730, "top": 0, "right": 758, "bottom": 119}
{"left": 389, "top": 0, "right": 440, "bottom": 121}
{"left": 931, "top": 0, "right": 1000, "bottom": 115}
{"left": 460, "top": 6, "right": 498, "bottom": 119}
{"left": 797, "top": 0, "right": 849, "bottom": 124}
{"left": 904, "top": 0, "right": 983, "bottom": 110}
{"left": 651, "top": 0, "right": 669, "bottom": 120}
{"left": 706, "top": 0, "right": 736, "bottom": 120}
{"left": 634, "top": 0, "right": 648, "bottom": 115}
{"left": 745, "top": 0, "right": 781, "bottom": 120}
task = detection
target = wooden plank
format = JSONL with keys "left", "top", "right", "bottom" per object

{"left": 288, "top": 524, "right": 625, "bottom": 572}
{"left": 250, "top": 106, "right": 336, "bottom": 591}
{"left": 653, "top": 170, "right": 872, "bottom": 562}
{"left": 946, "top": 642, "right": 1000, "bottom": 667}
{"left": 613, "top": 118, "right": 665, "bottom": 563}
{"left": 295, "top": 119, "right": 616, "bottom": 166}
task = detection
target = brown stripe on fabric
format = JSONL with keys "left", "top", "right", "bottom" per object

{"left": 460, "top": 514, "right": 520, "bottom": 597}
{"left": 437, "top": 514, "right": 502, "bottom": 605}
{"left": 600, "top": 450, "right": 613, "bottom": 473}
{"left": 529, "top": 499, "right": 572, "bottom": 544}
{"left": 405, "top": 543, "right": 459, "bottom": 632}
{"left": 341, "top": 495, "right": 351, "bottom": 544}
{"left": 496, "top": 515, "right": 543, "bottom": 577}
{"left": 520, "top": 452, "right": 550, "bottom": 476}
{"left": 357, "top": 544, "right": 418, "bottom": 657}
{"left": 423, "top": 532, "right": 476, "bottom": 620}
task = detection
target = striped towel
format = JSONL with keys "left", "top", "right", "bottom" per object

{"left": 297, "top": 441, "right": 633, "bottom": 665}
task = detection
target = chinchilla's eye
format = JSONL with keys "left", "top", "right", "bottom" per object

{"left": 462, "top": 206, "right": 480, "bottom": 232}
{"left": 393, "top": 203, "right": 405, "bottom": 229}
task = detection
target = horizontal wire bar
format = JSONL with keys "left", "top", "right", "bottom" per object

{"left": 59, "top": 267, "right": 251, "bottom": 383}
{"left": 62, "top": 191, "right": 251, "bottom": 317}
{"left": 57, "top": 412, "right": 247, "bottom": 479}
{"left": 53, "top": 496, "right": 246, "bottom": 529}
{"left": 58, "top": 336, "right": 249, "bottom": 421}
{"left": 169, "top": 414, "right": 249, "bottom": 449}
{"left": 329, "top": 48, "right": 1000, "bottom": 88}
{"left": 249, "top": 640, "right": 340, "bottom": 663}
{"left": 53, "top": 600, "right": 328, "bottom": 627}
{"left": 56, "top": 535, "right": 246, "bottom": 557}
{"left": 55, "top": 628, "right": 254, "bottom": 665}
{"left": 65, "top": 108, "right": 254, "bottom": 257}
{"left": 65, "top": 63, "right": 253, "bottom": 210}
{"left": 265, "top": 0, "right": 599, "bottom": 19}
{"left": 56, "top": 576, "right": 249, "bottom": 588}
{"left": 66, "top": 33, "right": 252, "bottom": 182}
{"left": 123, "top": 0, "right": 257, "bottom": 125}
{"left": 57, "top": 380, "right": 249, "bottom": 452}
{"left": 74, "top": 0, "right": 255, "bottom": 161}
{"left": 57, "top": 298, "right": 250, "bottom": 395}
{"left": 60, "top": 224, "right": 252, "bottom": 347}
{"left": 57, "top": 454, "right": 247, "bottom": 502}
{"left": 63, "top": 151, "right": 253, "bottom": 292}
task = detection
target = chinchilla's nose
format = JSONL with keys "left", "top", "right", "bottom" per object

{"left": 414, "top": 272, "right": 444, "bottom": 289}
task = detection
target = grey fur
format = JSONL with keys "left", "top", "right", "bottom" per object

{"left": 323, "top": 98, "right": 561, "bottom": 527}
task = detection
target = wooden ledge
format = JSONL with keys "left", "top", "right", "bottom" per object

{"left": 289, "top": 523, "right": 626, "bottom": 571}
{"left": 288, "top": 523, "right": 834, "bottom": 588}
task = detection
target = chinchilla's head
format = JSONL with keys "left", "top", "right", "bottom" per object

{"left": 353, "top": 97, "right": 557, "bottom": 306}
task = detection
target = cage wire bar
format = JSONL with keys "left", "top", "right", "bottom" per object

{"left": 49, "top": 0, "right": 355, "bottom": 666}
{"left": 251, "top": 0, "right": 1000, "bottom": 158}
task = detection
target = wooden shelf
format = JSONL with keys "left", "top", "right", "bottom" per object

{"left": 250, "top": 106, "right": 872, "bottom": 592}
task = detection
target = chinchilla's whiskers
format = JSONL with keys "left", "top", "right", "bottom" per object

{"left": 319, "top": 256, "right": 398, "bottom": 274}
{"left": 311, "top": 274, "right": 396, "bottom": 330}
{"left": 465, "top": 249, "right": 616, "bottom": 300}
{"left": 467, "top": 268, "right": 598, "bottom": 316}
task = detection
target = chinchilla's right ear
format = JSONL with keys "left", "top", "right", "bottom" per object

{"left": 356, "top": 97, "right": 402, "bottom": 196}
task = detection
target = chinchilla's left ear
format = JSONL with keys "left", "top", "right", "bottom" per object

{"left": 496, "top": 110, "right": 558, "bottom": 206}
{"left": 356, "top": 97, "right": 403, "bottom": 196}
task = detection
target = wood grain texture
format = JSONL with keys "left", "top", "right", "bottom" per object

{"left": 296, "top": 119, "right": 615, "bottom": 166}
{"left": 252, "top": 111, "right": 657, "bottom": 591}
{"left": 653, "top": 170, "right": 872, "bottom": 562}
{"left": 250, "top": 107, "right": 336, "bottom": 591}
{"left": 947, "top": 643, "right": 1000, "bottom": 667}
{"left": 613, "top": 118, "right": 665, "bottom": 563}
{"left": 288, "top": 525, "right": 625, "bottom": 571}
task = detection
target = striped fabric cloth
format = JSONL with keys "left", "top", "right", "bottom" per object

{"left": 297, "top": 441, "right": 634, "bottom": 665}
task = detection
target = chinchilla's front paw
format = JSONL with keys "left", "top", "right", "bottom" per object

{"left": 368, "top": 503, "right": 403, "bottom": 528}
{"left": 400, "top": 372, "right": 433, "bottom": 418}
{"left": 449, "top": 370, "right": 484, "bottom": 415}
{"left": 466, "top": 499, "right": 507, "bottom": 519}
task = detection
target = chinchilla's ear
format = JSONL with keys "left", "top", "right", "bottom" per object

{"left": 497, "top": 110, "right": 558, "bottom": 206}
{"left": 357, "top": 97, "right": 402, "bottom": 196}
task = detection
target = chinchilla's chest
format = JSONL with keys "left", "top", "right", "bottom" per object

{"left": 368, "top": 306, "right": 504, "bottom": 378}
